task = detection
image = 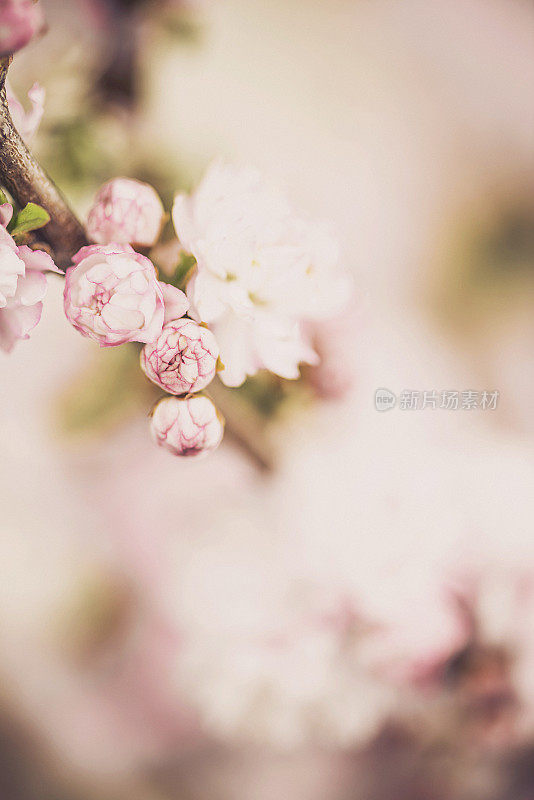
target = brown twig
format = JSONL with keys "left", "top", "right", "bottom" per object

{"left": 0, "top": 58, "right": 87, "bottom": 267}
{"left": 207, "top": 379, "right": 276, "bottom": 472}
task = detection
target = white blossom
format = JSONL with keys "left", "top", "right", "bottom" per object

{"left": 172, "top": 162, "right": 350, "bottom": 387}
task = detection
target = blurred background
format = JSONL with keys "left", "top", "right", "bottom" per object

{"left": 1, "top": 0, "right": 534, "bottom": 797}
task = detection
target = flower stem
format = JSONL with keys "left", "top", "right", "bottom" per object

{"left": 0, "top": 58, "right": 87, "bottom": 267}
{"left": 207, "top": 379, "right": 276, "bottom": 472}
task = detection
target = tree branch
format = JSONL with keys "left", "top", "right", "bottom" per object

{"left": 0, "top": 58, "right": 87, "bottom": 267}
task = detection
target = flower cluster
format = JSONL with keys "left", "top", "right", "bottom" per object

{"left": 5, "top": 162, "right": 346, "bottom": 458}
{"left": 63, "top": 246, "right": 222, "bottom": 458}
{"left": 59, "top": 166, "right": 348, "bottom": 458}
{"left": 60, "top": 178, "right": 227, "bottom": 458}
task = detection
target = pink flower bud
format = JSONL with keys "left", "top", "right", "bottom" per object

{"left": 0, "top": 0, "right": 45, "bottom": 57}
{"left": 140, "top": 317, "right": 219, "bottom": 395}
{"left": 64, "top": 244, "right": 165, "bottom": 346}
{"left": 150, "top": 395, "right": 224, "bottom": 458}
{"left": 87, "top": 178, "right": 165, "bottom": 248}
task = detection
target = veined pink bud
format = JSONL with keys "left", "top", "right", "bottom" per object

{"left": 140, "top": 318, "right": 219, "bottom": 395}
{"left": 87, "top": 178, "right": 165, "bottom": 248}
{"left": 150, "top": 395, "right": 224, "bottom": 458}
{"left": 64, "top": 244, "right": 165, "bottom": 347}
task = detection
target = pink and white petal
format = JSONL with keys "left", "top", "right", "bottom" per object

{"left": 160, "top": 282, "right": 190, "bottom": 324}
{"left": 0, "top": 203, "right": 13, "bottom": 228}
{"left": 171, "top": 194, "right": 197, "bottom": 252}
{"left": 101, "top": 302, "right": 144, "bottom": 334}
{"left": 72, "top": 243, "right": 134, "bottom": 265}
{"left": 15, "top": 270, "right": 47, "bottom": 306}
{"left": 23, "top": 82, "right": 45, "bottom": 140}
{"left": 0, "top": 224, "right": 17, "bottom": 250}
{"left": 212, "top": 315, "right": 260, "bottom": 387}
{"left": 6, "top": 83, "right": 24, "bottom": 123}
{"left": 186, "top": 271, "right": 242, "bottom": 324}
{"left": 7, "top": 82, "right": 45, "bottom": 142}
{"left": 17, "top": 246, "right": 62, "bottom": 273}
{"left": 136, "top": 302, "right": 165, "bottom": 344}
{"left": 255, "top": 319, "right": 319, "bottom": 380}
{"left": 0, "top": 301, "right": 42, "bottom": 353}
{"left": 0, "top": 245, "right": 25, "bottom": 306}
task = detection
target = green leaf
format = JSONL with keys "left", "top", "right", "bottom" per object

{"left": 8, "top": 202, "right": 50, "bottom": 239}
{"left": 172, "top": 251, "right": 197, "bottom": 290}
{"left": 0, "top": 189, "right": 9, "bottom": 205}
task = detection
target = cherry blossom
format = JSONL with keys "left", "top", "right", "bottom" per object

{"left": 141, "top": 317, "right": 219, "bottom": 395}
{"left": 64, "top": 243, "right": 172, "bottom": 346}
{"left": 172, "top": 162, "right": 350, "bottom": 387}
{"left": 150, "top": 395, "right": 224, "bottom": 458}
{"left": 87, "top": 178, "right": 165, "bottom": 248}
